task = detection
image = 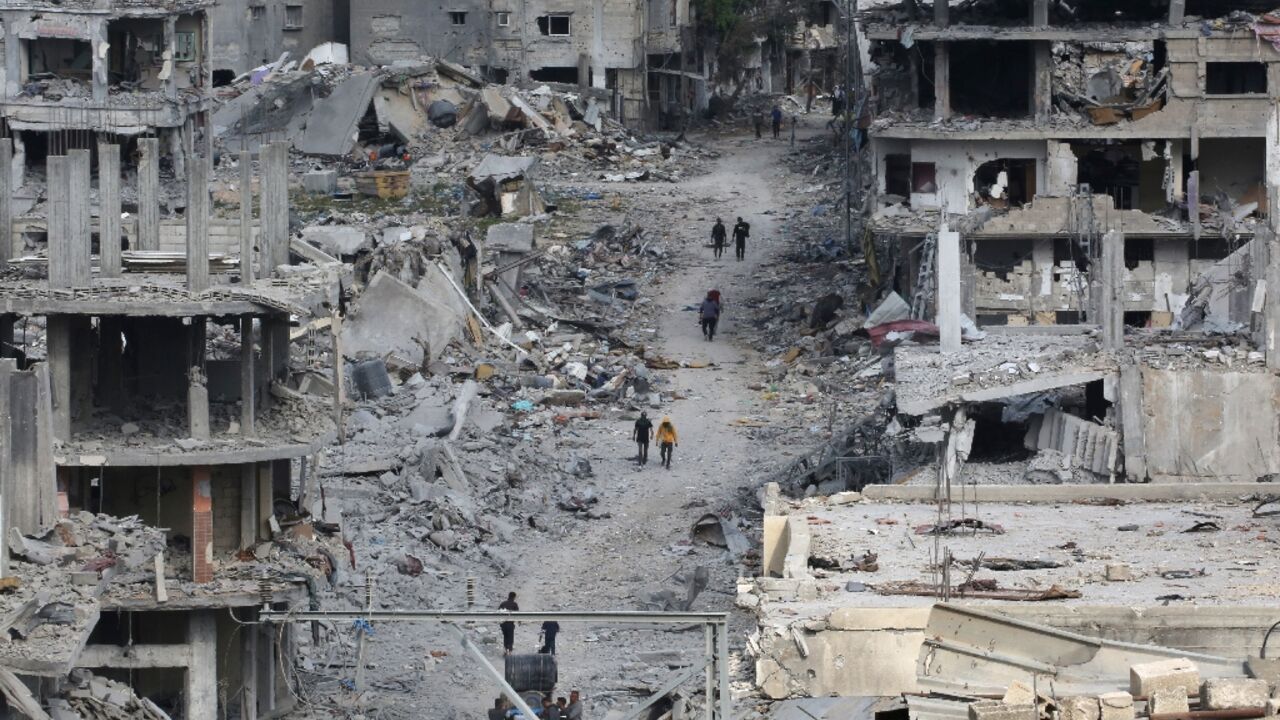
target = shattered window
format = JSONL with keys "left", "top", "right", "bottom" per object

{"left": 450, "top": 11, "right": 467, "bottom": 25}
{"left": 911, "top": 162, "right": 936, "bottom": 194}
{"left": 537, "top": 14, "right": 571, "bottom": 36}
{"left": 173, "top": 32, "right": 196, "bottom": 62}
{"left": 284, "top": 5, "right": 303, "bottom": 28}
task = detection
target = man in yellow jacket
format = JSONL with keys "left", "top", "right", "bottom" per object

{"left": 656, "top": 416, "right": 678, "bottom": 469}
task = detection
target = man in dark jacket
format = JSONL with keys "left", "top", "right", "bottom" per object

{"left": 539, "top": 620, "right": 559, "bottom": 654}
{"left": 633, "top": 412, "right": 653, "bottom": 465}
{"left": 700, "top": 292, "right": 722, "bottom": 341}
{"left": 732, "top": 217, "right": 750, "bottom": 261}
{"left": 711, "top": 218, "right": 727, "bottom": 259}
{"left": 498, "top": 592, "right": 518, "bottom": 654}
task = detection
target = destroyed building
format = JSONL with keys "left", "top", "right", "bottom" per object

{"left": 0, "top": 0, "right": 214, "bottom": 187}
{"left": 0, "top": 122, "right": 344, "bottom": 719}
{"left": 209, "top": 0, "right": 346, "bottom": 79}
{"left": 864, "top": 0, "right": 1280, "bottom": 329}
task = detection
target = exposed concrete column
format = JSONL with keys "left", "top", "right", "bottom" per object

{"left": 937, "top": 226, "right": 962, "bottom": 352}
{"left": 1100, "top": 230, "right": 1125, "bottom": 350}
{"left": 68, "top": 150, "right": 92, "bottom": 286}
{"left": 239, "top": 463, "right": 258, "bottom": 549}
{"left": 163, "top": 17, "right": 178, "bottom": 100}
{"left": 240, "top": 316, "right": 255, "bottom": 436}
{"left": 1032, "top": 0, "right": 1049, "bottom": 25}
{"left": 0, "top": 359, "right": 10, "bottom": 578}
{"left": 1169, "top": 0, "right": 1185, "bottom": 24}
{"left": 187, "top": 611, "right": 217, "bottom": 720}
{"left": 186, "top": 155, "right": 210, "bottom": 292}
{"left": 8, "top": 136, "right": 23, "bottom": 192}
{"left": 47, "top": 156, "right": 77, "bottom": 288}
{"left": 240, "top": 605, "right": 259, "bottom": 720}
{"left": 1031, "top": 238, "right": 1054, "bottom": 324}
{"left": 90, "top": 18, "right": 108, "bottom": 102}
{"left": 590, "top": 0, "right": 607, "bottom": 89}
{"left": 191, "top": 470, "right": 213, "bottom": 584}
{"left": 1267, "top": 228, "right": 1280, "bottom": 370}
{"left": 137, "top": 138, "right": 161, "bottom": 251}
{"left": 0, "top": 140, "right": 11, "bottom": 265}
{"left": 934, "top": 0, "right": 948, "bottom": 26}
{"left": 168, "top": 126, "right": 186, "bottom": 184}
{"left": 239, "top": 151, "right": 255, "bottom": 284}
{"left": 260, "top": 144, "right": 289, "bottom": 276}
{"left": 934, "top": 43, "right": 951, "bottom": 121}
{"left": 258, "top": 623, "right": 277, "bottom": 716}
{"left": 3, "top": 31, "right": 20, "bottom": 99}
{"left": 97, "top": 143, "right": 122, "bottom": 278}
{"left": 46, "top": 317, "right": 72, "bottom": 441}
{"left": 1266, "top": 104, "right": 1280, "bottom": 233}
{"left": 188, "top": 318, "right": 209, "bottom": 440}
{"left": 1033, "top": 42, "right": 1053, "bottom": 121}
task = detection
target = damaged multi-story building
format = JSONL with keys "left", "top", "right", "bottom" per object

{"left": 865, "top": 0, "right": 1280, "bottom": 330}
{"left": 0, "top": 23, "right": 345, "bottom": 706}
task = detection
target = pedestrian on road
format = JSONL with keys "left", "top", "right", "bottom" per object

{"left": 498, "top": 592, "right": 518, "bottom": 655}
{"left": 711, "top": 218, "right": 727, "bottom": 259}
{"left": 539, "top": 620, "right": 559, "bottom": 654}
{"left": 771, "top": 104, "right": 783, "bottom": 139}
{"left": 656, "top": 417, "right": 678, "bottom": 469}
{"left": 732, "top": 217, "right": 750, "bottom": 261}
{"left": 633, "top": 411, "right": 653, "bottom": 465}
{"left": 699, "top": 292, "right": 721, "bottom": 341}
{"left": 489, "top": 698, "right": 509, "bottom": 720}
{"left": 753, "top": 112, "right": 763, "bottom": 139}
{"left": 567, "top": 691, "right": 584, "bottom": 720}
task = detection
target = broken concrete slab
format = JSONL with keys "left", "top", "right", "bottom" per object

{"left": 1201, "top": 678, "right": 1269, "bottom": 710}
{"left": 302, "top": 170, "right": 338, "bottom": 195}
{"left": 342, "top": 271, "right": 465, "bottom": 366}
{"left": 486, "top": 223, "right": 535, "bottom": 253}
{"left": 1148, "top": 688, "right": 1189, "bottom": 715}
{"left": 296, "top": 72, "right": 379, "bottom": 156}
{"left": 300, "top": 226, "right": 368, "bottom": 257}
{"left": 1058, "top": 697, "right": 1100, "bottom": 720}
{"left": 1097, "top": 693, "right": 1134, "bottom": 720}
{"left": 1130, "top": 658, "right": 1200, "bottom": 698}
{"left": 375, "top": 87, "right": 427, "bottom": 143}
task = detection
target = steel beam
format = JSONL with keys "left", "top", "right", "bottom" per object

{"left": 260, "top": 610, "right": 728, "bottom": 625}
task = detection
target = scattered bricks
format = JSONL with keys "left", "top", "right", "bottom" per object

{"left": 1202, "top": 678, "right": 1270, "bottom": 710}
{"left": 1105, "top": 563, "right": 1132, "bottom": 581}
{"left": 1003, "top": 681, "right": 1035, "bottom": 706}
{"left": 1099, "top": 692, "right": 1134, "bottom": 720}
{"left": 969, "top": 700, "right": 1035, "bottom": 720}
{"left": 1131, "top": 658, "right": 1200, "bottom": 697}
{"left": 1059, "top": 696, "right": 1100, "bottom": 720}
{"left": 1148, "top": 687, "right": 1190, "bottom": 716}
{"left": 302, "top": 170, "right": 338, "bottom": 194}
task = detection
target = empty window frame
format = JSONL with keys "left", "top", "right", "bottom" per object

{"left": 495, "top": 11, "right": 511, "bottom": 26}
{"left": 284, "top": 5, "right": 303, "bottom": 28}
{"left": 911, "top": 162, "right": 937, "bottom": 193}
{"left": 449, "top": 11, "right": 467, "bottom": 25}
{"left": 173, "top": 31, "right": 197, "bottom": 61}
{"left": 250, "top": 5, "right": 265, "bottom": 19}
{"left": 1205, "top": 62, "right": 1266, "bottom": 95}
{"left": 537, "top": 14, "right": 571, "bottom": 36}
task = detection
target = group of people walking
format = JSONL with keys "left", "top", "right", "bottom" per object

{"left": 710, "top": 217, "right": 749, "bottom": 261}
{"left": 632, "top": 412, "right": 678, "bottom": 468}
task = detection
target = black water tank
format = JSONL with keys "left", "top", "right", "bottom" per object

{"left": 351, "top": 359, "right": 392, "bottom": 399}
{"left": 504, "top": 654, "right": 557, "bottom": 694}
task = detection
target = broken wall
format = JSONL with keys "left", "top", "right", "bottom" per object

{"left": 875, "top": 139, "right": 1047, "bottom": 213}
{"left": 1138, "top": 367, "right": 1280, "bottom": 482}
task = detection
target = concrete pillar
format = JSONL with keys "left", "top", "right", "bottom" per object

{"left": 258, "top": 624, "right": 277, "bottom": 716}
{"left": 937, "top": 227, "right": 962, "bottom": 352}
{"left": 1100, "top": 230, "right": 1125, "bottom": 350}
{"left": 240, "top": 604, "right": 258, "bottom": 720}
{"left": 1033, "top": 42, "right": 1053, "bottom": 121}
{"left": 1266, "top": 229, "right": 1280, "bottom": 370}
{"left": 9, "top": 135, "right": 23, "bottom": 192}
{"left": 188, "top": 318, "right": 209, "bottom": 440}
{"left": 260, "top": 144, "right": 289, "bottom": 276}
{"left": 0, "top": 140, "right": 10, "bottom": 265}
{"left": 98, "top": 144, "right": 122, "bottom": 278}
{"left": 934, "top": 0, "right": 948, "bottom": 26}
{"left": 68, "top": 150, "right": 92, "bottom": 286}
{"left": 1169, "top": 0, "right": 1185, "bottom": 24}
{"left": 1032, "top": 0, "right": 1048, "bottom": 25}
{"left": 191, "top": 469, "right": 213, "bottom": 583}
{"left": 90, "top": 18, "right": 108, "bottom": 102}
{"left": 48, "top": 157, "right": 75, "bottom": 288}
{"left": 240, "top": 316, "right": 255, "bottom": 436}
{"left": 46, "top": 317, "right": 72, "bottom": 441}
{"left": 187, "top": 611, "right": 217, "bottom": 720}
{"left": 168, "top": 126, "right": 186, "bottom": 183}
{"left": 137, "top": 138, "right": 161, "bottom": 251}
{"left": 186, "top": 155, "right": 210, "bottom": 292}
{"left": 239, "top": 463, "right": 258, "bottom": 549}
{"left": 934, "top": 43, "right": 951, "bottom": 121}
{"left": 1031, "top": 238, "right": 1054, "bottom": 324}
{"left": 239, "top": 151, "right": 254, "bottom": 284}
{"left": 163, "top": 17, "right": 178, "bottom": 100}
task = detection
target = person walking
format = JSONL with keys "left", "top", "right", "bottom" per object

{"left": 538, "top": 620, "right": 559, "bottom": 654}
{"left": 699, "top": 292, "right": 721, "bottom": 341}
{"left": 732, "top": 217, "right": 750, "bottom": 261}
{"left": 656, "top": 417, "right": 678, "bottom": 469}
{"left": 790, "top": 115, "right": 797, "bottom": 146}
{"left": 753, "top": 112, "right": 763, "bottom": 139}
{"left": 498, "top": 592, "right": 518, "bottom": 655}
{"left": 711, "top": 218, "right": 727, "bottom": 259}
{"left": 771, "top": 104, "right": 783, "bottom": 139}
{"left": 633, "top": 411, "right": 653, "bottom": 465}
